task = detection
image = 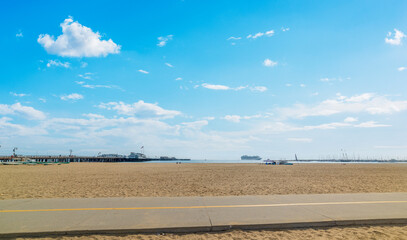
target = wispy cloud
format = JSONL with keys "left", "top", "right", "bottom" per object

{"left": 398, "top": 67, "right": 407, "bottom": 71}
{"left": 344, "top": 117, "right": 358, "bottom": 123}
{"left": 385, "top": 29, "right": 405, "bottom": 45}
{"left": 0, "top": 103, "right": 46, "bottom": 120}
{"left": 78, "top": 73, "right": 93, "bottom": 80}
{"left": 76, "top": 81, "right": 120, "bottom": 90}
{"left": 38, "top": 17, "right": 121, "bottom": 57}
{"left": 278, "top": 93, "right": 407, "bottom": 119}
{"left": 138, "top": 69, "right": 149, "bottom": 74}
{"left": 16, "top": 31, "right": 23, "bottom": 38}
{"left": 47, "top": 59, "right": 70, "bottom": 68}
{"left": 10, "top": 92, "right": 28, "bottom": 97}
{"left": 99, "top": 101, "right": 181, "bottom": 119}
{"left": 60, "top": 93, "right": 84, "bottom": 101}
{"left": 201, "top": 83, "right": 247, "bottom": 91}
{"left": 263, "top": 58, "right": 277, "bottom": 67}
{"left": 247, "top": 29, "right": 274, "bottom": 39}
{"left": 202, "top": 83, "right": 231, "bottom": 90}
{"left": 165, "top": 62, "right": 174, "bottom": 68}
{"left": 250, "top": 86, "right": 268, "bottom": 92}
{"left": 223, "top": 114, "right": 262, "bottom": 123}
{"left": 175, "top": 77, "right": 182, "bottom": 81}
{"left": 157, "top": 35, "right": 173, "bottom": 47}
{"left": 227, "top": 36, "right": 241, "bottom": 40}
{"left": 281, "top": 27, "right": 290, "bottom": 32}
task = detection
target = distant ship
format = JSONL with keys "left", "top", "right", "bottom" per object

{"left": 241, "top": 155, "right": 262, "bottom": 160}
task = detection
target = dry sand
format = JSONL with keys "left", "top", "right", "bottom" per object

{"left": 3, "top": 163, "right": 407, "bottom": 239}
{"left": 18, "top": 225, "right": 407, "bottom": 240}
{"left": 1, "top": 163, "right": 406, "bottom": 199}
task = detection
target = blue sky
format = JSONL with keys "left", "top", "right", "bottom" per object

{"left": 1, "top": 0, "right": 407, "bottom": 159}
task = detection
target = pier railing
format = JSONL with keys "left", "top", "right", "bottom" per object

{"left": 0, "top": 155, "right": 190, "bottom": 163}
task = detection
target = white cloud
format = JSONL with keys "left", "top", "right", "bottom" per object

{"left": 251, "top": 86, "right": 268, "bottom": 92}
{"left": 344, "top": 117, "right": 358, "bottom": 123}
{"left": 16, "top": 31, "right": 23, "bottom": 38}
{"left": 227, "top": 36, "right": 241, "bottom": 40}
{"left": 10, "top": 92, "right": 28, "bottom": 97}
{"left": 287, "top": 138, "right": 312, "bottom": 143}
{"left": 201, "top": 83, "right": 230, "bottom": 90}
{"left": 354, "top": 121, "right": 391, "bottom": 128}
{"left": 81, "top": 62, "right": 88, "bottom": 68}
{"left": 385, "top": 29, "right": 405, "bottom": 45}
{"left": 83, "top": 113, "right": 104, "bottom": 119}
{"left": 247, "top": 29, "right": 274, "bottom": 39}
{"left": 278, "top": 93, "right": 407, "bottom": 119}
{"left": 248, "top": 32, "right": 264, "bottom": 39}
{"left": 38, "top": 17, "right": 121, "bottom": 57}
{"left": 181, "top": 120, "right": 208, "bottom": 130}
{"left": 223, "top": 114, "right": 262, "bottom": 123}
{"left": 265, "top": 30, "right": 274, "bottom": 36}
{"left": 234, "top": 86, "right": 247, "bottom": 91}
{"left": 201, "top": 83, "right": 246, "bottom": 91}
{"left": 175, "top": 77, "right": 182, "bottom": 81}
{"left": 300, "top": 84, "right": 306, "bottom": 88}
{"left": 76, "top": 81, "right": 119, "bottom": 90}
{"left": 139, "top": 69, "right": 149, "bottom": 74}
{"left": 0, "top": 117, "right": 47, "bottom": 136}
{"left": 98, "top": 101, "right": 181, "bottom": 119}
{"left": 60, "top": 93, "right": 84, "bottom": 101}
{"left": 281, "top": 27, "right": 290, "bottom": 32}
{"left": 165, "top": 63, "right": 174, "bottom": 68}
{"left": 47, "top": 59, "right": 70, "bottom": 68}
{"left": 78, "top": 73, "right": 93, "bottom": 80}
{"left": 39, "top": 98, "right": 47, "bottom": 103}
{"left": 224, "top": 115, "right": 241, "bottom": 123}
{"left": 157, "top": 35, "right": 173, "bottom": 47}
{"left": 263, "top": 59, "right": 277, "bottom": 67}
{"left": 0, "top": 103, "right": 46, "bottom": 120}
{"left": 285, "top": 83, "right": 292, "bottom": 87}
{"left": 398, "top": 67, "right": 407, "bottom": 71}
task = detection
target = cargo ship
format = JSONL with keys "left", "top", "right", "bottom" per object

{"left": 241, "top": 155, "right": 262, "bottom": 160}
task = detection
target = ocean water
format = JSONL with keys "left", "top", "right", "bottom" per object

{"left": 145, "top": 160, "right": 406, "bottom": 164}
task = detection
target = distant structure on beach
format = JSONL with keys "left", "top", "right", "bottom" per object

{"left": 128, "top": 152, "right": 147, "bottom": 159}
{"left": 241, "top": 155, "right": 262, "bottom": 160}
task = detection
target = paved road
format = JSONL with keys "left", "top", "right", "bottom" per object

{"left": 1, "top": 193, "right": 406, "bottom": 237}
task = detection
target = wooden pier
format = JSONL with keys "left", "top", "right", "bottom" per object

{"left": 0, "top": 156, "right": 190, "bottom": 163}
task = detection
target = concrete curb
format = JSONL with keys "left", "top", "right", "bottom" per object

{"left": 1, "top": 218, "right": 406, "bottom": 238}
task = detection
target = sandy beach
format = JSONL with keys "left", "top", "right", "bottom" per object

{"left": 1, "top": 163, "right": 406, "bottom": 200}
{"left": 3, "top": 163, "right": 407, "bottom": 239}
{"left": 16, "top": 225, "right": 407, "bottom": 240}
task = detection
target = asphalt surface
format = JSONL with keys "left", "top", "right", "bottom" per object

{"left": 0, "top": 193, "right": 406, "bottom": 237}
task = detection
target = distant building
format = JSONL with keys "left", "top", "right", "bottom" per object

{"left": 128, "top": 152, "right": 147, "bottom": 159}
